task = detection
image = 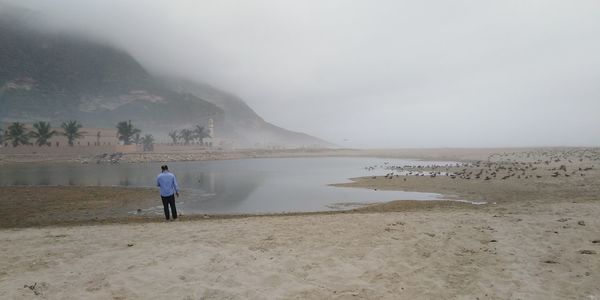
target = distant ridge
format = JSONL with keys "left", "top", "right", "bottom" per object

{"left": 161, "top": 78, "right": 333, "bottom": 147}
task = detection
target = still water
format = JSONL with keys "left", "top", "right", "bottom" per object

{"left": 0, "top": 157, "right": 455, "bottom": 214}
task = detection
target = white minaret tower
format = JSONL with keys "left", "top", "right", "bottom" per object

{"left": 208, "top": 118, "right": 214, "bottom": 137}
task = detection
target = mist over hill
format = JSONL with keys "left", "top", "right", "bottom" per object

{"left": 160, "top": 77, "right": 333, "bottom": 147}
{"left": 0, "top": 8, "right": 330, "bottom": 147}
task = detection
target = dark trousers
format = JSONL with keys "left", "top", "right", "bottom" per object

{"left": 161, "top": 194, "right": 177, "bottom": 220}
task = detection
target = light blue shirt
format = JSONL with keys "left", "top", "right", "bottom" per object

{"left": 156, "top": 171, "right": 179, "bottom": 197}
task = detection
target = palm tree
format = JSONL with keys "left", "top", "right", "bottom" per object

{"left": 116, "top": 120, "right": 141, "bottom": 145}
{"left": 168, "top": 130, "right": 179, "bottom": 145}
{"left": 61, "top": 120, "right": 85, "bottom": 146}
{"left": 30, "top": 121, "right": 57, "bottom": 146}
{"left": 193, "top": 125, "right": 210, "bottom": 145}
{"left": 6, "top": 122, "right": 31, "bottom": 147}
{"left": 140, "top": 134, "right": 155, "bottom": 151}
{"left": 179, "top": 129, "right": 194, "bottom": 145}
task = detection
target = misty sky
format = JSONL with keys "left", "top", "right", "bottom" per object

{"left": 4, "top": 0, "right": 600, "bottom": 148}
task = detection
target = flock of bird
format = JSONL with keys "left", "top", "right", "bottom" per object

{"left": 366, "top": 149, "right": 599, "bottom": 181}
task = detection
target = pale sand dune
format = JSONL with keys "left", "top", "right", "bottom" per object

{"left": 1, "top": 200, "right": 598, "bottom": 299}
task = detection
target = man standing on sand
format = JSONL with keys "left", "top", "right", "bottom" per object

{"left": 156, "top": 165, "right": 179, "bottom": 221}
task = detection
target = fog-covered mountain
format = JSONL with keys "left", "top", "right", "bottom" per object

{"left": 0, "top": 8, "right": 331, "bottom": 147}
{"left": 161, "top": 78, "right": 332, "bottom": 147}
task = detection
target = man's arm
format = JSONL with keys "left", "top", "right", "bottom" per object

{"left": 173, "top": 175, "right": 180, "bottom": 197}
{"left": 156, "top": 175, "right": 160, "bottom": 187}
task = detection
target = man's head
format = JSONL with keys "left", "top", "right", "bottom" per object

{"left": 161, "top": 165, "right": 169, "bottom": 172}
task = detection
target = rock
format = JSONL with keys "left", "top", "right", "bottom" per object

{"left": 577, "top": 220, "right": 585, "bottom": 226}
{"left": 592, "top": 240, "right": 600, "bottom": 244}
{"left": 127, "top": 243, "right": 134, "bottom": 247}
{"left": 543, "top": 260, "right": 558, "bottom": 264}
{"left": 579, "top": 250, "right": 596, "bottom": 255}
{"left": 490, "top": 239, "right": 498, "bottom": 243}
{"left": 557, "top": 218, "right": 569, "bottom": 222}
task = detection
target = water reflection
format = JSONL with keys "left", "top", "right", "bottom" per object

{"left": 185, "top": 171, "right": 267, "bottom": 211}
{"left": 0, "top": 157, "right": 455, "bottom": 213}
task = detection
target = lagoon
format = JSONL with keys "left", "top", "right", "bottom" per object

{"left": 0, "top": 157, "right": 455, "bottom": 214}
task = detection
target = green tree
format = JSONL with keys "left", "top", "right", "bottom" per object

{"left": 168, "top": 130, "right": 179, "bottom": 145}
{"left": 179, "top": 129, "right": 194, "bottom": 145}
{"left": 140, "top": 134, "right": 155, "bottom": 151}
{"left": 193, "top": 125, "right": 210, "bottom": 145}
{"left": 6, "top": 122, "right": 31, "bottom": 147}
{"left": 61, "top": 120, "right": 85, "bottom": 146}
{"left": 30, "top": 121, "right": 57, "bottom": 146}
{"left": 116, "top": 120, "right": 141, "bottom": 145}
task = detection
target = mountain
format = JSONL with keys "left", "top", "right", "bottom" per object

{"left": 161, "top": 78, "right": 333, "bottom": 147}
{"left": 0, "top": 7, "right": 331, "bottom": 147}
{"left": 0, "top": 9, "right": 223, "bottom": 133}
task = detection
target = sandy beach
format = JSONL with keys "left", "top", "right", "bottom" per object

{"left": 0, "top": 148, "right": 599, "bottom": 299}
{"left": 1, "top": 200, "right": 599, "bottom": 299}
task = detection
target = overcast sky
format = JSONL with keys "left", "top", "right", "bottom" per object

{"left": 4, "top": 0, "right": 600, "bottom": 148}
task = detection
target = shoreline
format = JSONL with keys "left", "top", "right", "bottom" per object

{"left": 1, "top": 147, "right": 598, "bottom": 228}
{"left": 0, "top": 148, "right": 600, "bottom": 228}
{"left": 0, "top": 185, "right": 475, "bottom": 229}
{"left": 2, "top": 146, "right": 596, "bottom": 165}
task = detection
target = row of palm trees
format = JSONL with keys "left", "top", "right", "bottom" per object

{"left": 168, "top": 125, "right": 210, "bottom": 145}
{"left": 0, "top": 120, "right": 155, "bottom": 151}
{"left": 0, "top": 120, "right": 209, "bottom": 150}
{"left": 0, "top": 121, "right": 85, "bottom": 147}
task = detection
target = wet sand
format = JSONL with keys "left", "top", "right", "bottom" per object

{"left": 0, "top": 146, "right": 574, "bottom": 165}
{"left": 0, "top": 186, "right": 157, "bottom": 228}
{"left": 0, "top": 148, "right": 599, "bottom": 299}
